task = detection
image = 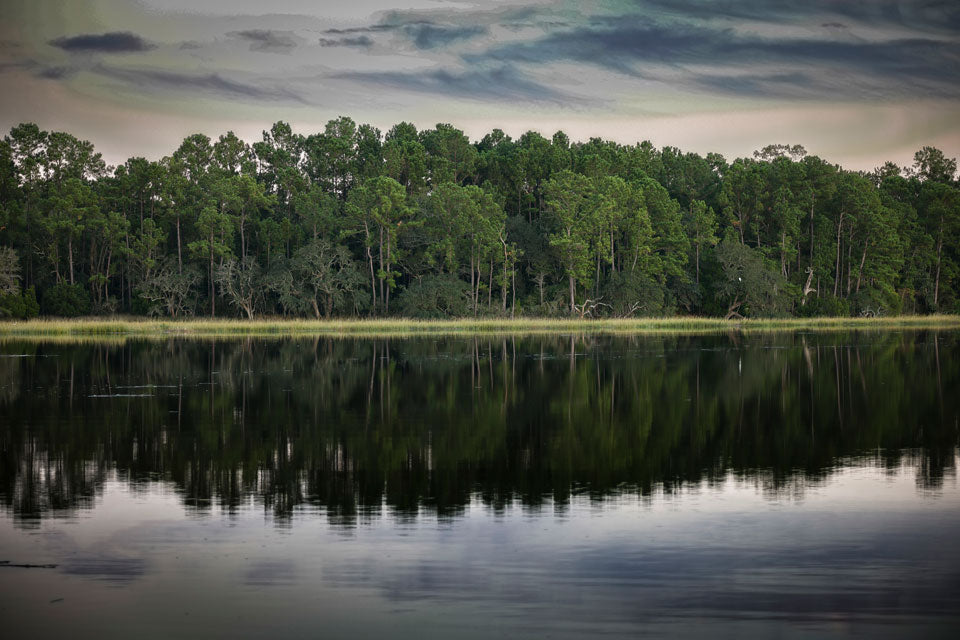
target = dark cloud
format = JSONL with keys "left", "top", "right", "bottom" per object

{"left": 636, "top": 0, "right": 960, "bottom": 33}
{"left": 502, "top": 20, "right": 573, "bottom": 31}
{"left": 470, "top": 19, "right": 707, "bottom": 77}
{"left": 309, "top": 1, "right": 960, "bottom": 100}
{"left": 37, "top": 66, "right": 73, "bottom": 80}
{"left": 49, "top": 32, "right": 154, "bottom": 54}
{"left": 227, "top": 29, "right": 298, "bottom": 54}
{"left": 322, "top": 5, "right": 537, "bottom": 49}
{"left": 0, "top": 59, "right": 34, "bottom": 74}
{"left": 335, "top": 65, "right": 578, "bottom": 105}
{"left": 179, "top": 41, "right": 202, "bottom": 50}
{"left": 323, "top": 20, "right": 486, "bottom": 49}
{"left": 95, "top": 66, "right": 305, "bottom": 103}
{"left": 468, "top": 16, "right": 960, "bottom": 98}
{"left": 322, "top": 25, "right": 395, "bottom": 36}
{"left": 402, "top": 23, "right": 487, "bottom": 49}
{"left": 318, "top": 36, "right": 373, "bottom": 48}
{"left": 0, "top": 58, "right": 75, "bottom": 81}
{"left": 693, "top": 72, "right": 825, "bottom": 99}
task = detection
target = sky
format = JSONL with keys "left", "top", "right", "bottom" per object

{"left": 1, "top": 0, "right": 958, "bottom": 170}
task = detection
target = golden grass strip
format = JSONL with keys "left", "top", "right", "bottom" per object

{"left": 1, "top": 315, "right": 959, "bottom": 339}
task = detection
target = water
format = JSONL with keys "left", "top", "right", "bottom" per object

{"left": 1, "top": 332, "right": 958, "bottom": 638}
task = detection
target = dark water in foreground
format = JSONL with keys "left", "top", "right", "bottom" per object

{"left": 1, "top": 332, "right": 958, "bottom": 638}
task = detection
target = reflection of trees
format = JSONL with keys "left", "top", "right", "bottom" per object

{"left": 0, "top": 332, "right": 957, "bottom": 526}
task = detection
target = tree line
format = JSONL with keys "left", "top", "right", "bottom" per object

{"left": 0, "top": 119, "right": 958, "bottom": 319}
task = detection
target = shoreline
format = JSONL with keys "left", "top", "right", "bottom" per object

{"left": 1, "top": 315, "right": 959, "bottom": 338}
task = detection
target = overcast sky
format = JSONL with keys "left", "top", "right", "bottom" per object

{"left": 1, "top": 0, "right": 958, "bottom": 169}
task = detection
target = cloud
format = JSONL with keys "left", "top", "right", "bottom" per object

{"left": 227, "top": 29, "right": 298, "bottom": 54}
{"left": 0, "top": 58, "right": 76, "bottom": 81}
{"left": 334, "top": 65, "right": 578, "bottom": 105}
{"left": 49, "top": 32, "right": 154, "bottom": 54}
{"left": 321, "top": 20, "right": 486, "bottom": 49}
{"left": 37, "top": 66, "right": 74, "bottom": 80}
{"left": 318, "top": 36, "right": 373, "bottom": 48}
{"left": 320, "top": 6, "right": 531, "bottom": 50}
{"left": 692, "top": 72, "right": 824, "bottom": 99}
{"left": 306, "top": 1, "right": 960, "bottom": 100}
{"left": 402, "top": 23, "right": 487, "bottom": 49}
{"left": 468, "top": 16, "right": 960, "bottom": 98}
{"left": 322, "top": 25, "right": 395, "bottom": 36}
{"left": 635, "top": 0, "right": 960, "bottom": 33}
{"left": 95, "top": 65, "right": 305, "bottom": 103}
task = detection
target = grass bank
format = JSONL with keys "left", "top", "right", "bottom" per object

{"left": 1, "top": 315, "right": 959, "bottom": 338}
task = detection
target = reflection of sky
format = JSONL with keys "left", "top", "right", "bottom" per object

{"left": 3, "top": 460, "right": 959, "bottom": 638}
{"left": 1, "top": 0, "right": 958, "bottom": 169}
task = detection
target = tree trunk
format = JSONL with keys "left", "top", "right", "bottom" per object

{"left": 68, "top": 236, "right": 74, "bottom": 285}
{"left": 385, "top": 232, "right": 392, "bottom": 314}
{"left": 488, "top": 257, "right": 493, "bottom": 308}
{"left": 364, "top": 221, "right": 376, "bottom": 312}
{"left": 780, "top": 230, "right": 787, "bottom": 278}
{"left": 501, "top": 239, "right": 509, "bottom": 312}
{"left": 845, "top": 232, "right": 853, "bottom": 298}
{"left": 610, "top": 227, "right": 615, "bottom": 273}
{"left": 725, "top": 296, "right": 744, "bottom": 320}
{"left": 809, "top": 200, "right": 815, "bottom": 267}
{"left": 934, "top": 221, "right": 943, "bottom": 307}
{"left": 855, "top": 238, "right": 869, "bottom": 294}
{"left": 378, "top": 226, "right": 384, "bottom": 310}
{"left": 695, "top": 243, "right": 700, "bottom": 285}
{"left": 240, "top": 212, "right": 246, "bottom": 262}
{"left": 105, "top": 251, "right": 112, "bottom": 301}
{"left": 833, "top": 211, "right": 844, "bottom": 297}
{"left": 569, "top": 274, "right": 575, "bottom": 314}
{"left": 511, "top": 268, "right": 516, "bottom": 318}
{"left": 209, "top": 237, "right": 215, "bottom": 318}
{"left": 470, "top": 250, "right": 477, "bottom": 316}
{"left": 176, "top": 217, "right": 182, "bottom": 274}
{"left": 801, "top": 267, "right": 816, "bottom": 305}
{"left": 595, "top": 252, "right": 600, "bottom": 297}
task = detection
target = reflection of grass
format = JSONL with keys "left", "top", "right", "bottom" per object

{"left": 1, "top": 315, "right": 959, "bottom": 339}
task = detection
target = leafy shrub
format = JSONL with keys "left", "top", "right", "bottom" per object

{"left": 797, "top": 294, "right": 850, "bottom": 317}
{"left": 851, "top": 284, "right": 901, "bottom": 317}
{"left": 395, "top": 274, "right": 472, "bottom": 318}
{"left": 714, "top": 238, "right": 794, "bottom": 317}
{"left": 601, "top": 271, "right": 666, "bottom": 317}
{"left": 0, "top": 286, "right": 39, "bottom": 319}
{"left": 41, "top": 282, "right": 91, "bottom": 317}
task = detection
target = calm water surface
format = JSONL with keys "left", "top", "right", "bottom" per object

{"left": 1, "top": 332, "right": 958, "bottom": 638}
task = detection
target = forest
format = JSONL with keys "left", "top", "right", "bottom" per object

{"left": 0, "top": 119, "right": 958, "bottom": 320}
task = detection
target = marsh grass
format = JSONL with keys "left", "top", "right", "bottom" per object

{"left": 1, "top": 315, "right": 959, "bottom": 339}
